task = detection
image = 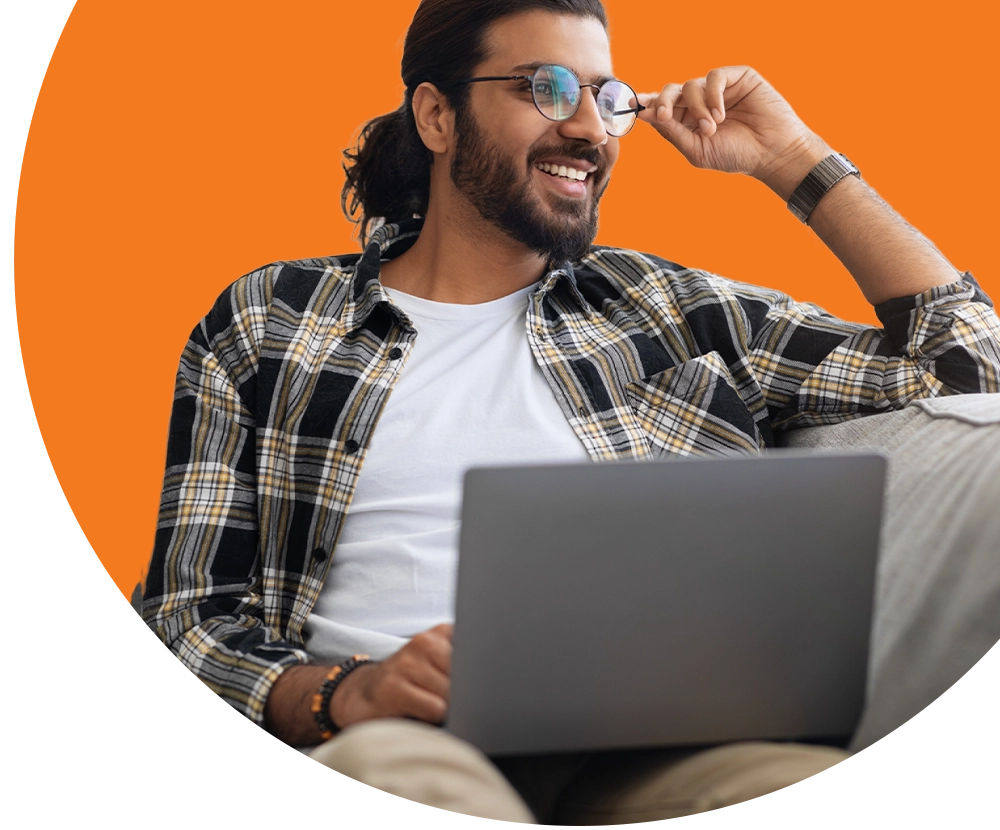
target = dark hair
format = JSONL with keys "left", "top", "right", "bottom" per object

{"left": 341, "top": 0, "right": 608, "bottom": 244}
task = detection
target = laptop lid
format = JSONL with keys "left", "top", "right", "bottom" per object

{"left": 446, "top": 453, "right": 885, "bottom": 756}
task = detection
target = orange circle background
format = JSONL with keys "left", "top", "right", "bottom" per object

{"left": 16, "top": 0, "right": 999, "bottom": 598}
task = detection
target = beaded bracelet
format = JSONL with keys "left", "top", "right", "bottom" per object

{"left": 311, "top": 654, "right": 372, "bottom": 741}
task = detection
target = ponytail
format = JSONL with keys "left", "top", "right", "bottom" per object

{"left": 341, "top": 97, "right": 432, "bottom": 245}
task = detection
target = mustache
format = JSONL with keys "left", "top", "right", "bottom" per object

{"left": 527, "top": 144, "right": 606, "bottom": 173}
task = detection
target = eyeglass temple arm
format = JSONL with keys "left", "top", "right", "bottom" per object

{"left": 453, "top": 75, "right": 532, "bottom": 85}
{"left": 576, "top": 82, "right": 647, "bottom": 117}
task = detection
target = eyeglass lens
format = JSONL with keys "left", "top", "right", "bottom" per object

{"left": 532, "top": 65, "right": 640, "bottom": 137}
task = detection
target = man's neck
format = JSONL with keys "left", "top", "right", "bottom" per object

{"left": 378, "top": 199, "right": 550, "bottom": 305}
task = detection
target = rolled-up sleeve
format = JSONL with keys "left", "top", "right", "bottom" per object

{"left": 736, "top": 274, "right": 1000, "bottom": 429}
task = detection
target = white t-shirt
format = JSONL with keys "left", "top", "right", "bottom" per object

{"left": 302, "top": 283, "right": 590, "bottom": 662}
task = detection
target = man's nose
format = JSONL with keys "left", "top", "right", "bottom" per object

{"left": 558, "top": 88, "right": 609, "bottom": 146}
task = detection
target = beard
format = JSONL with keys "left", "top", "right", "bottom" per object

{"left": 449, "top": 107, "right": 609, "bottom": 264}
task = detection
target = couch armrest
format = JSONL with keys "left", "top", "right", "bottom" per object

{"left": 780, "top": 394, "right": 1000, "bottom": 750}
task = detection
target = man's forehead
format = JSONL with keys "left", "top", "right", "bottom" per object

{"left": 480, "top": 11, "right": 614, "bottom": 82}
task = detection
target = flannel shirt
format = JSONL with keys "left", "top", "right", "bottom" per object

{"left": 143, "top": 218, "right": 1000, "bottom": 728}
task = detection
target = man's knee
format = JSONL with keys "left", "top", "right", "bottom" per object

{"left": 556, "top": 741, "right": 848, "bottom": 824}
{"left": 309, "top": 719, "right": 534, "bottom": 823}
{"left": 309, "top": 718, "right": 492, "bottom": 789}
{"left": 671, "top": 742, "right": 848, "bottom": 811}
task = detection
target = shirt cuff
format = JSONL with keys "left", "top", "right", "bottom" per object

{"left": 874, "top": 272, "right": 993, "bottom": 350}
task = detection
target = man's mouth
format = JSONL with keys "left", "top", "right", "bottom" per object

{"left": 533, "top": 161, "right": 598, "bottom": 183}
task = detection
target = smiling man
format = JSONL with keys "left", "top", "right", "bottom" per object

{"left": 143, "top": 0, "right": 1000, "bottom": 823}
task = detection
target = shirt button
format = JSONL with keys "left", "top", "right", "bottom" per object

{"left": 312, "top": 548, "right": 327, "bottom": 563}
{"left": 344, "top": 439, "right": 360, "bottom": 454}
{"left": 389, "top": 347, "right": 404, "bottom": 360}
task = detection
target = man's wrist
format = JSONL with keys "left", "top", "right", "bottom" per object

{"left": 757, "top": 134, "right": 832, "bottom": 201}
{"left": 327, "top": 660, "right": 377, "bottom": 732}
{"left": 314, "top": 655, "right": 373, "bottom": 739}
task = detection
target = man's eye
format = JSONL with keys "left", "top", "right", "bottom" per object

{"left": 533, "top": 82, "right": 554, "bottom": 97}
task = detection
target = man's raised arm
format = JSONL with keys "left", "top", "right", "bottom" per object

{"left": 638, "top": 66, "right": 964, "bottom": 305}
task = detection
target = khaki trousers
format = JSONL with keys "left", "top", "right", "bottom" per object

{"left": 309, "top": 720, "right": 848, "bottom": 824}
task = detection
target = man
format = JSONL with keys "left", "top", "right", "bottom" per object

{"left": 144, "top": 0, "right": 1000, "bottom": 823}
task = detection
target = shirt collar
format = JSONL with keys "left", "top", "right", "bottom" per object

{"left": 340, "top": 219, "right": 422, "bottom": 332}
{"left": 340, "top": 217, "right": 590, "bottom": 331}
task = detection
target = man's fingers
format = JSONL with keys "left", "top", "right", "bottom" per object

{"left": 429, "top": 622, "right": 454, "bottom": 641}
{"left": 681, "top": 78, "right": 717, "bottom": 137}
{"left": 417, "top": 665, "right": 450, "bottom": 703}
{"left": 397, "top": 681, "right": 449, "bottom": 724}
{"left": 347, "top": 658, "right": 449, "bottom": 724}
{"left": 366, "top": 665, "right": 448, "bottom": 724}
{"left": 638, "top": 83, "right": 683, "bottom": 124}
{"left": 394, "top": 646, "right": 451, "bottom": 700}
{"left": 639, "top": 80, "right": 719, "bottom": 138}
{"left": 641, "top": 68, "right": 755, "bottom": 140}
{"left": 410, "top": 626, "right": 453, "bottom": 676}
{"left": 705, "top": 68, "right": 728, "bottom": 124}
{"left": 631, "top": 65, "right": 798, "bottom": 177}
{"left": 636, "top": 92, "right": 698, "bottom": 159}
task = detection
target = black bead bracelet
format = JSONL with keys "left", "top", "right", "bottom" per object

{"left": 311, "top": 654, "right": 372, "bottom": 741}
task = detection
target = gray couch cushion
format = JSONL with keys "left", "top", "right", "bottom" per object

{"left": 781, "top": 394, "right": 1000, "bottom": 750}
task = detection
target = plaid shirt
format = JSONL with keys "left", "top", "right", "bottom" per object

{"left": 143, "top": 218, "right": 1000, "bottom": 728}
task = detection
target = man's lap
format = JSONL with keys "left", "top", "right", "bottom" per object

{"left": 309, "top": 719, "right": 848, "bottom": 824}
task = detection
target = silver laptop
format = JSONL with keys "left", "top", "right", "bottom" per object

{"left": 446, "top": 452, "right": 885, "bottom": 756}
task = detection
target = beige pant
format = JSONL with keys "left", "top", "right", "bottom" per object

{"left": 310, "top": 720, "right": 848, "bottom": 824}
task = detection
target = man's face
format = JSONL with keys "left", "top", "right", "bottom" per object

{"left": 448, "top": 11, "right": 619, "bottom": 263}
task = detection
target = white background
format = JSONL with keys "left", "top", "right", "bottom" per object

{"left": 3, "top": 2, "right": 998, "bottom": 827}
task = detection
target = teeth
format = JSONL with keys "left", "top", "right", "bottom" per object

{"left": 536, "top": 162, "right": 589, "bottom": 182}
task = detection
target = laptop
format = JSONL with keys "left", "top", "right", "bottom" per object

{"left": 446, "top": 452, "right": 885, "bottom": 756}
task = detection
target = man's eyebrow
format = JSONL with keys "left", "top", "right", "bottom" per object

{"left": 509, "top": 62, "right": 615, "bottom": 86}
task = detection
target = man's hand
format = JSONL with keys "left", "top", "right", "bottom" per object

{"left": 637, "top": 66, "right": 830, "bottom": 199}
{"left": 264, "top": 623, "right": 453, "bottom": 746}
{"left": 329, "top": 623, "right": 453, "bottom": 729}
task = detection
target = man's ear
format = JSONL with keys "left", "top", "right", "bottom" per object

{"left": 412, "top": 82, "right": 455, "bottom": 155}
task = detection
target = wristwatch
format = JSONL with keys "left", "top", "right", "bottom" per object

{"left": 787, "top": 153, "right": 860, "bottom": 224}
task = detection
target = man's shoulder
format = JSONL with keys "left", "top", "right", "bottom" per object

{"left": 577, "top": 245, "right": 789, "bottom": 308}
{"left": 208, "top": 253, "right": 364, "bottom": 321}
{"left": 236, "top": 253, "right": 363, "bottom": 299}
{"left": 579, "top": 245, "right": 687, "bottom": 280}
{"left": 576, "top": 245, "right": 730, "bottom": 300}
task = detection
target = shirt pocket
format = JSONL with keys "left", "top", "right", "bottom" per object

{"left": 624, "top": 352, "right": 764, "bottom": 458}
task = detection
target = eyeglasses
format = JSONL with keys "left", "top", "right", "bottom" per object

{"left": 454, "top": 64, "right": 646, "bottom": 137}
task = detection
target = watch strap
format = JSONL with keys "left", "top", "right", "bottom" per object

{"left": 787, "top": 153, "right": 860, "bottom": 223}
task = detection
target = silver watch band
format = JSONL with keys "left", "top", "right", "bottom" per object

{"left": 787, "top": 153, "right": 860, "bottom": 224}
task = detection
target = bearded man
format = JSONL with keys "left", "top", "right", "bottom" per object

{"left": 143, "top": 0, "right": 1000, "bottom": 823}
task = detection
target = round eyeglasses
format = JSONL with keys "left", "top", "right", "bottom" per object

{"left": 454, "top": 64, "right": 646, "bottom": 137}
